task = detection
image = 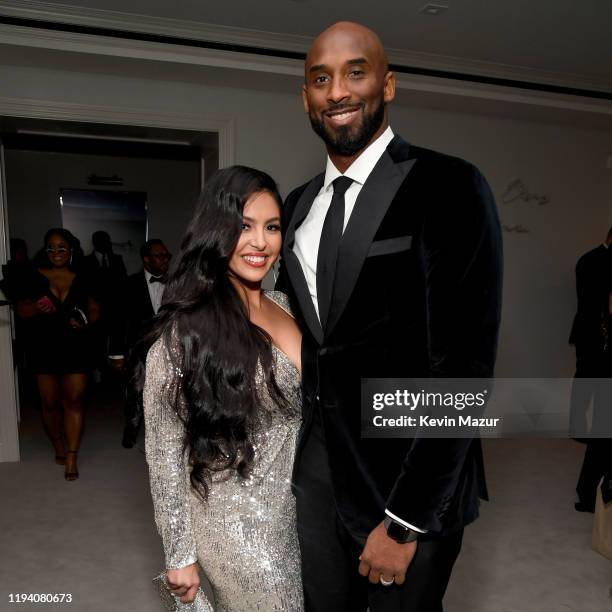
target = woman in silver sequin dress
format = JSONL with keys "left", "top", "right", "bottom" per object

{"left": 142, "top": 167, "right": 304, "bottom": 611}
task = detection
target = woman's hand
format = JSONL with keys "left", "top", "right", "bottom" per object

{"left": 166, "top": 563, "right": 200, "bottom": 604}
{"left": 36, "top": 296, "right": 56, "bottom": 314}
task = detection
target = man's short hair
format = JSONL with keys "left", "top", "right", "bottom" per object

{"left": 140, "top": 239, "right": 165, "bottom": 259}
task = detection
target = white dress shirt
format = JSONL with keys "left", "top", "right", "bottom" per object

{"left": 293, "top": 126, "right": 426, "bottom": 534}
{"left": 94, "top": 250, "right": 109, "bottom": 267}
{"left": 294, "top": 126, "right": 394, "bottom": 320}
{"left": 144, "top": 269, "right": 164, "bottom": 315}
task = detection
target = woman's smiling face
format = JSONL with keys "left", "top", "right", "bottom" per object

{"left": 45, "top": 233, "right": 72, "bottom": 268}
{"left": 228, "top": 190, "right": 282, "bottom": 286}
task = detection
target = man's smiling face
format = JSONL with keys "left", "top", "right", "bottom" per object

{"left": 302, "top": 22, "right": 395, "bottom": 158}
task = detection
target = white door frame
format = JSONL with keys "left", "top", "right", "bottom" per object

{"left": 0, "top": 95, "right": 235, "bottom": 462}
{"left": 0, "top": 137, "right": 19, "bottom": 462}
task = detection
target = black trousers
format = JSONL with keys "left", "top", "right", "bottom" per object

{"left": 294, "top": 411, "right": 463, "bottom": 612}
{"left": 572, "top": 349, "right": 612, "bottom": 506}
{"left": 569, "top": 346, "right": 601, "bottom": 438}
{"left": 577, "top": 439, "right": 612, "bottom": 508}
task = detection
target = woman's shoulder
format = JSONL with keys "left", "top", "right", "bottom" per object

{"left": 147, "top": 334, "right": 169, "bottom": 365}
{"left": 264, "top": 290, "right": 292, "bottom": 315}
{"left": 21, "top": 267, "right": 49, "bottom": 293}
{"left": 146, "top": 328, "right": 182, "bottom": 368}
{"left": 34, "top": 267, "right": 53, "bottom": 282}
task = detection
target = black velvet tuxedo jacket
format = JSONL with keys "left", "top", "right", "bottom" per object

{"left": 277, "top": 135, "right": 503, "bottom": 538}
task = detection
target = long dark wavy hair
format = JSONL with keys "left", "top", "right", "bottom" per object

{"left": 138, "top": 166, "right": 287, "bottom": 499}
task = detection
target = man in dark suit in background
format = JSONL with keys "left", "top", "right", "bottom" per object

{"left": 109, "top": 238, "right": 171, "bottom": 448}
{"left": 83, "top": 230, "right": 128, "bottom": 282}
{"left": 277, "top": 22, "right": 502, "bottom": 611}
{"left": 83, "top": 230, "right": 128, "bottom": 373}
{"left": 569, "top": 229, "right": 612, "bottom": 511}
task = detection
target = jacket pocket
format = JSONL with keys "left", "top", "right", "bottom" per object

{"left": 367, "top": 235, "right": 412, "bottom": 257}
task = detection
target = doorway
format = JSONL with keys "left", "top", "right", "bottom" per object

{"left": 0, "top": 111, "right": 229, "bottom": 462}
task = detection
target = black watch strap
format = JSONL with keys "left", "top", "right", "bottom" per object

{"left": 384, "top": 516, "right": 419, "bottom": 543}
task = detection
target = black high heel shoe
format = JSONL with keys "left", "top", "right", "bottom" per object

{"left": 64, "top": 450, "right": 79, "bottom": 481}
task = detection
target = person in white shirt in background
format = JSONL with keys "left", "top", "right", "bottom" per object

{"left": 108, "top": 238, "right": 171, "bottom": 448}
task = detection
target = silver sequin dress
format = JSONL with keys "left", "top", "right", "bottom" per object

{"left": 144, "top": 291, "right": 304, "bottom": 612}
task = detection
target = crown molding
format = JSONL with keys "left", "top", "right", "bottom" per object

{"left": 1, "top": 0, "right": 611, "bottom": 95}
{"left": 1, "top": 20, "right": 612, "bottom": 122}
{"left": 394, "top": 72, "right": 612, "bottom": 117}
{"left": 0, "top": 0, "right": 313, "bottom": 52}
{"left": 0, "top": 22, "right": 305, "bottom": 76}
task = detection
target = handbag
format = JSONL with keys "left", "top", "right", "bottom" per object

{"left": 152, "top": 572, "right": 214, "bottom": 612}
{"left": 592, "top": 477, "right": 612, "bottom": 561}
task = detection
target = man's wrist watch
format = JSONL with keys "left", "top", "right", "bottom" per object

{"left": 383, "top": 516, "right": 419, "bottom": 543}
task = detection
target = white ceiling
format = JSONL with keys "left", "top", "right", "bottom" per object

{"left": 13, "top": 0, "right": 612, "bottom": 86}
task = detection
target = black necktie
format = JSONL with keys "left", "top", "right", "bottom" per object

{"left": 149, "top": 276, "right": 164, "bottom": 284}
{"left": 317, "top": 176, "right": 353, "bottom": 330}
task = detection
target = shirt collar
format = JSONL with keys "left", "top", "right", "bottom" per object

{"left": 144, "top": 269, "right": 153, "bottom": 282}
{"left": 323, "top": 126, "right": 395, "bottom": 191}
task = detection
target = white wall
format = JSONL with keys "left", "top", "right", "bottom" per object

{"left": 1, "top": 49, "right": 611, "bottom": 377}
{"left": 4, "top": 150, "right": 201, "bottom": 270}
{"left": 389, "top": 109, "right": 612, "bottom": 377}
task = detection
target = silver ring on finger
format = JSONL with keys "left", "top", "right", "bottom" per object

{"left": 380, "top": 576, "right": 395, "bottom": 587}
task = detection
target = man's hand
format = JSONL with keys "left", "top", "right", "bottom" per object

{"left": 166, "top": 562, "right": 200, "bottom": 604}
{"left": 358, "top": 521, "right": 417, "bottom": 586}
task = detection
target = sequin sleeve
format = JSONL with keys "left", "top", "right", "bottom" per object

{"left": 144, "top": 336, "right": 198, "bottom": 570}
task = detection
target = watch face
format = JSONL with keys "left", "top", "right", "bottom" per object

{"left": 387, "top": 521, "right": 406, "bottom": 537}
{"left": 387, "top": 520, "right": 417, "bottom": 543}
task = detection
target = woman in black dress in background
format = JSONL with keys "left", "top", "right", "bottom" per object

{"left": 16, "top": 228, "right": 100, "bottom": 480}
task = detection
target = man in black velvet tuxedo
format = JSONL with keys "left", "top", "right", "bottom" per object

{"left": 108, "top": 239, "right": 170, "bottom": 448}
{"left": 276, "top": 22, "right": 503, "bottom": 611}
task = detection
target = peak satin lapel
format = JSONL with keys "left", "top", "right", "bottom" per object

{"left": 282, "top": 174, "right": 325, "bottom": 344}
{"left": 325, "top": 151, "right": 416, "bottom": 337}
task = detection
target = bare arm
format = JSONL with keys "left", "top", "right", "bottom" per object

{"left": 86, "top": 295, "right": 100, "bottom": 324}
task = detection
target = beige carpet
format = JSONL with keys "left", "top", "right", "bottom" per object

{"left": 0, "top": 385, "right": 610, "bottom": 612}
